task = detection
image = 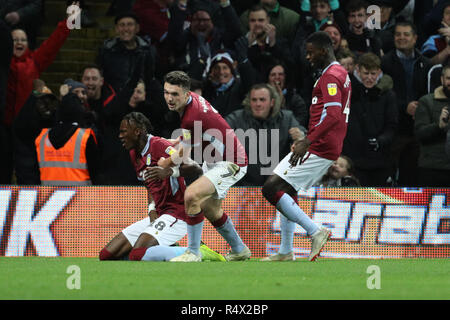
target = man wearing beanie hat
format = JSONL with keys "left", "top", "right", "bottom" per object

{"left": 202, "top": 47, "right": 256, "bottom": 117}
{"left": 170, "top": 0, "right": 242, "bottom": 81}
{"left": 63, "top": 78, "right": 88, "bottom": 105}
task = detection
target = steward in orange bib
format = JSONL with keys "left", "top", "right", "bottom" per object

{"left": 35, "top": 92, "right": 100, "bottom": 185}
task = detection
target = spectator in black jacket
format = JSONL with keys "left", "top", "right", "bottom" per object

{"left": 97, "top": 12, "right": 156, "bottom": 94}
{"left": 343, "top": 52, "right": 398, "bottom": 187}
{"left": 265, "top": 61, "right": 309, "bottom": 128}
{"left": 226, "top": 83, "right": 304, "bottom": 186}
{"left": 169, "top": 0, "right": 242, "bottom": 81}
{"left": 381, "top": 21, "right": 433, "bottom": 187}
{"left": 244, "top": 4, "right": 294, "bottom": 82}
{"left": 345, "top": 0, "right": 383, "bottom": 57}
{"left": 80, "top": 64, "right": 143, "bottom": 185}
{"left": 372, "top": 0, "right": 397, "bottom": 55}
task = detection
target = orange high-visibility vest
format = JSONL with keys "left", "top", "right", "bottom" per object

{"left": 35, "top": 128, "right": 94, "bottom": 186}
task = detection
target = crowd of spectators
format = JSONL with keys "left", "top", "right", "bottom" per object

{"left": 1, "top": 0, "right": 450, "bottom": 188}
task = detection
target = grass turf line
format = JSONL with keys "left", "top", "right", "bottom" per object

{"left": 0, "top": 257, "right": 448, "bottom": 300}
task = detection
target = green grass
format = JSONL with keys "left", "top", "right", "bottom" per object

{"left": 0, "top": 257, "right": 448, "bottom": 300}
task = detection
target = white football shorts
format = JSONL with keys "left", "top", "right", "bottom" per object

{"left": 202, "top": 161, "right": 247, "bottom": 199}
{"left": 273, "top": 151, "right": 333, "bottom": 192}
{"left": 121, "top": 214, "right": 187, "bottom": 247}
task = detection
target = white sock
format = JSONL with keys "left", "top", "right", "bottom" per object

{"left": 187, "top": 220, "right": 204, "bottom": 255}
{"left": 276, "top": 193, "right": 319, "bottom": 236}
{"left": 215, "top": 215, "right": 245, "bottom": 253}
{"left": 141, "top": 246, "right": 187, "bottom": 261}
{"left": 279, "top": 214, "right": 295, "bottom": 254}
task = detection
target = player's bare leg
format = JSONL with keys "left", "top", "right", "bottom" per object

{"left": 170, "top": 176, "right": 214, "bottom": 262}
{"left": 262, "top": 174, "right": 330, "bottom": 261}
{"left": 184, "top": 175, "right": 216, "bottom": 214}
{"left": 202, "top": 197, "right": 250, "bottom": 261}
{"left": 99, "top": 233, "right": 133, "bottom": 260}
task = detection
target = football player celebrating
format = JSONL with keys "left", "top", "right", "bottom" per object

{"left": 159, "top": 71, "right": 250, "bottom": 262}
{"left": 261, "top": 31, "right": 352, "bottom": 262}
{"left": 99, "top": 112, "right": 224, "bottom": 262}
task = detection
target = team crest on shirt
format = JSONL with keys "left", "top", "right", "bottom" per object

{"left": 146, "top": 154, "right": 151, "bottom": 166}
{"left": 182, "top": 129, "right": 191, "bottom": 141}
{"left": 327, "top": 83, "right": 337, "bottom": 96}
{"left": 165, "top": 146, "right": 176, "bottom": 156}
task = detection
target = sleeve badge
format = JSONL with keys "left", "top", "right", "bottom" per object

{"left": 327, "top": 83, "right": 337, "bottom": 96}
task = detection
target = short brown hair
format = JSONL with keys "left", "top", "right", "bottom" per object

{"left": 336, "top": 48, "right": 356, "bottom": 62}
{"left": 357, "top": 52, "right": 381, "bottom": 70}
{"left": 164, "top": 71, "right": 191, "bottom": 91}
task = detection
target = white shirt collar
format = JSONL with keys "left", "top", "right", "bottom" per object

{"left": 322, "top": 61, "right": 340, "bottom": 75}
{"left": 141, "top": 134, "right": 153, "bottom": 156}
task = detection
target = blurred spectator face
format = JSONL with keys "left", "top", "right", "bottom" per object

{"left": 340, "top": 38, "right": 349, "bottom": 50}
{"left": 190, "top": 11, "right": 213, "bottom": 37}
{"left": 339, "top": 57, "right": 355, "bottom": 74}
{"left": 358, "top": 66, "right": 381, "bottom": 89}
{"left": 248, "top": 9, "right": 269, "bottom": 38}
{"left": 323, "top": 26, "right": 341, "bottom": 51}
{"left": 210, "top": 62, "right": 233, "bottom": 85}
{"left": 72, "top": 87, "right": 88, "bottom": 105}
{"left": 116, "top": 17, "right": 139, "bottom": 43}
{"left": 328, "top": 157, "right": 350, "bottom": 180}
{"left": 441, "top": 67, "right": 450, "bottom": 97}
{"left": 443, "top": 6, "right": 450, "bottom": 26}
{"left": 129, "top": 82, "right": 146, "bottom": 107}
{"left": 82, "top": 68, "right": 104, "bottom": 100}
{"left": 36, "top": 95, "right": 59, "bottom": 121}
{"left": 249, "top": 88, "right": 274, "bottom": 120}
{"left": 348, "top": 8, "right": 367, "bottom": 35}
{"left": 311, "top": 1, "right": 330, "bottom": 21}
{"left": 380, "top": 6, "right": 393, "bottom": 25}
{"left": 268, "top": 65, "right": 286, "bottom": 89}
{"left": 12, "top": 29, "right": 28, "bottom": 58}
{"left": 394, "top": 25, "right": 417, "bottom": 53}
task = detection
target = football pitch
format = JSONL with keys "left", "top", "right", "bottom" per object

{"left": 0, "top": 257, "right": 448, "bottom": 300}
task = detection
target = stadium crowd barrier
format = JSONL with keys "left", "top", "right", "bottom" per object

{"left": 0, "top": 186, "right": 449, "bottom": 258}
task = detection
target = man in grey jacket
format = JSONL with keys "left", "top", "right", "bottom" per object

{"left": 415, "top": 64, "right": 450, "bottom": 187}
{"left": 226, "top": 83, "right": 305, "bottom": 186}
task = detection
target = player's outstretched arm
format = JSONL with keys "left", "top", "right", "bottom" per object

{"left": 143, "top": 161, "right": 202, "bottom": 182}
